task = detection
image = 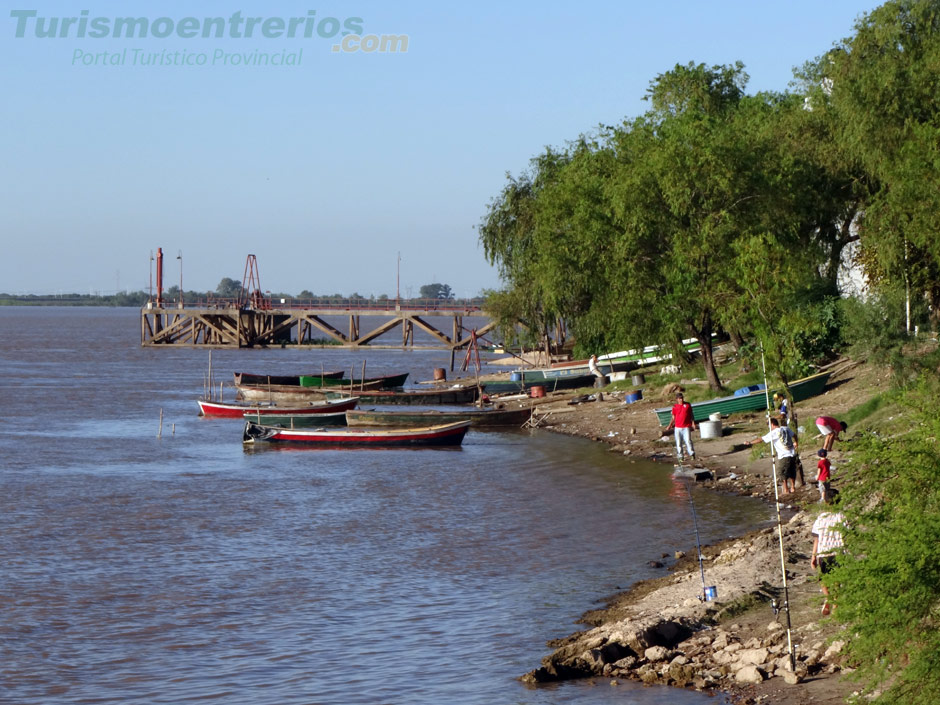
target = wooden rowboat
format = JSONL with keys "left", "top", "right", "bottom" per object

{"left": 242, "top": 420, "right": 471, "bottom": 446}
{"left": 351, "top": 387, "right": 480, "bottom": 405}
{"left": 236, "top": 382, "right": 380, "bottom": 402}
{"left": 345, "top": 406, "right": 532, "bottom": 428}
{"left": 652, "top": 371, "right": 832, "bottom": 425}
{"left": 235, "top": 371, "right": 408, "bottom": 389}
{"left": 198, "top": 396, "right": 359, "bottom": 418}
{"left": 299, "top": 372, "right": 409, "bottom": 389}
{"left": 480, "top": 374, "right": 596, "bottom": 395}
{"left": 234, "top": 371, "right": 343, "bottom": 386}
{"left": 242, "top": 410, "right": 349, "bottom": 427}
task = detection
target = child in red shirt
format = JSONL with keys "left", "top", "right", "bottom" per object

{"left": 816, "top": 449, "right": 832, "bottom": 503}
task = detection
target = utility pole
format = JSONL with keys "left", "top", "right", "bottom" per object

{"left": 177, "top": 250, "right": 183, "bottom": 309}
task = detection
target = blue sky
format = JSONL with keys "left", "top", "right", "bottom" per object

{"left": 0, "top": 1, "right": 882, "bottom": 298}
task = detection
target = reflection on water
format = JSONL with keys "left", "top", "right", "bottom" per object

{"left": 0, "top": 308, "right": 763, "bottom": 704}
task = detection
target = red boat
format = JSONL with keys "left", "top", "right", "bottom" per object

{"left": 242, "top": 420, "right": 470, "bottom": 447}
{"left": 197, "top": 396, "right": 359, "bottom": 418}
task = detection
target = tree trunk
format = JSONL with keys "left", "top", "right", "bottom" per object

{"left": 695, "top": 317, "right": 723, "bottom": 391}
{"left": 729, "top": 329, "right": 745, "bottom": 353}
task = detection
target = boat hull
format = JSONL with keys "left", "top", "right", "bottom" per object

{"left": 235, "top": 384, "right": 333, "bottom": 402}
{"left": 299, "top": 372, "right": 409, "bottom": 389}
{"left": 242, "top": 410, "right": 349, "bottom": 426}
{"left": 653, "top": 371, "right": 832, "bottom": 425}
{"left": 352, "top": 387, "right": 480, "bottom": 405}
{"left": 234, "top": 371, "right": 343, "bottom": 386}
{"left": 242, "top": 420, "right": 470, "bottom": 446}
{"left": 198, "top": 396, "right": 358, "bottom": 418}
{"left": 345, "top": 406, "right": 531, "bottom": 428}
{"left": 481, "top": 375, "right": 596, "bottom": 394}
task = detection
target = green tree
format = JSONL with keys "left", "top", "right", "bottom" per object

{"left": 419, "top": 283, "right": 454, "bottom": 299}
{"left": 606, "top": 62, "right": 758, "bottom": 390}
{"left": 479, "top": 151, "right": 571, "bottom": 355}
{"left": 215, "top": 277, "right": 242, "bottom": 298}
{"left": 810, "top": 0, "right": 940, "bottom": 328}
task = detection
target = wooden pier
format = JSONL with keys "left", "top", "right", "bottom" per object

{"left": 140, "top": 300, "right": 495, "bottom": 349}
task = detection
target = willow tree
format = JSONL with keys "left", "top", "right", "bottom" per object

{"left": 478, "top": 150, "right": 571, "bottom": 354}
{"left": 810, "top": 0, "right": 940, "bottom": 327}
{"left": 603, "top": 61, "right": 763, "bottom": 390}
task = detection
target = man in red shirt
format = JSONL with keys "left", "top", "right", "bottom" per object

{"left": 665, "top": 392, "right": 697, "bottom": 463}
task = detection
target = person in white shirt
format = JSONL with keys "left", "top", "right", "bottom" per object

{"left": 811, "top": 499, "right": 845, "bottom": 616}
{"left": 747, "top": 416, "right": 799, "bottom": 494}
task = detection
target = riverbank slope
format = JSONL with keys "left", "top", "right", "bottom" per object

{"left": 514, "top": 359, "right": 884, "bottom": 704}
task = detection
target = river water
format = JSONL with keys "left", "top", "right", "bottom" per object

{"left": 0, "top": 307, "right": 771, "bottom": 705}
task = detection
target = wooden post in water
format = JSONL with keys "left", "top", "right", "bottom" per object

{"left": 157, "top": 408, "right": 163, "bottom": 438}
{"left": 360, "top": 360, "right": 366, "bottom": 392}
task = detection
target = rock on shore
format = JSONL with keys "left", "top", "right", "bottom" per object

{"left": 521, "top": 511, "right": 846, "bottom": 695}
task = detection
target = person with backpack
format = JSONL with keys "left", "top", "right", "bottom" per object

{"left": 747, "top": 416, "right": 799, "bottom": 494}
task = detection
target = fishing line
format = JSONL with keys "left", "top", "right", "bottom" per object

{"left": 683, "top": 476, "right": 709, "bottom": 601}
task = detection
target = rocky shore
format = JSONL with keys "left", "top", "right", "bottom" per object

{"left": 490, "top": 360, "right": 878, "bottom": 705}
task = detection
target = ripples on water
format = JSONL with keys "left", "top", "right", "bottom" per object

{"left": 0, "top": 308, "right": 768, "bottom": 704}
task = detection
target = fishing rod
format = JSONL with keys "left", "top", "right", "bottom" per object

{"left": 760, "top": 343, "right": 797, "bottom": 672}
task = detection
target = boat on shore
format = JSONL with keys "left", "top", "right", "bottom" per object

{"left": 523, "top": 338, "right": 706, "bottom": 380}
{"left": 242, "top": 420, "right": 471, "bottom": 447}
{"left": 653, "top": 371, "right": 832, "bottom": 425}
{"left": 198, "top": 396, "right": 359, "bottom": 418}
{"left": 345, "top": 406, "right": 532, "bottom": 428}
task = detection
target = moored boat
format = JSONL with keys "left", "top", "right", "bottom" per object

{"left": 352, "top": 387, "right": 480, "bottom": 405}
{"left": 480, "top": 374, "right": 596, "bottom": 395}
{"left": 299, "top": 372, "right": 409, "bottom": 389}
{"left": 236, "top": 384, "right": 337, "bottom": 402}
{"left": 234, "top": 371, "right": 344, "bottom": 386}
{"left": 345, "top": 406, "right": 532, "bottom": 428}
{"left": 652, "top": 371, "right": 832, "bottom": 425}
{"left": 235, "top": 371, "right": 408, "bottom": 389}
{"left": 242, "top": 420, "right": 471, "bottom": 446}
{"left": 236, "top": 375, "right": 408, "bottom": 401}
{"left": 242, "top": 410, "right": 349, "bottom": 427}
{"left": 198, "top": 396, "right": 359, "bottom": 418}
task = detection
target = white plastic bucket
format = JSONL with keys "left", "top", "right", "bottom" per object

{"left": 709, "top": 412, "right": 721, "bottom": 422}
{"left": 699, "top": 420, "right": 722, "bottom": 439}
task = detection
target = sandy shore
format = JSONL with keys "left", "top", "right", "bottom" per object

{"left": 474, "top": 359, "right": 878, "bottom": 704}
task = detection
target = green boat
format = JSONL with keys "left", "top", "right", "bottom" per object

{"left": 653, "top": 371, "right": 832, "bottom": 425}
{"left": 299, "top": 372, "right": 409, "bottom": 389}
